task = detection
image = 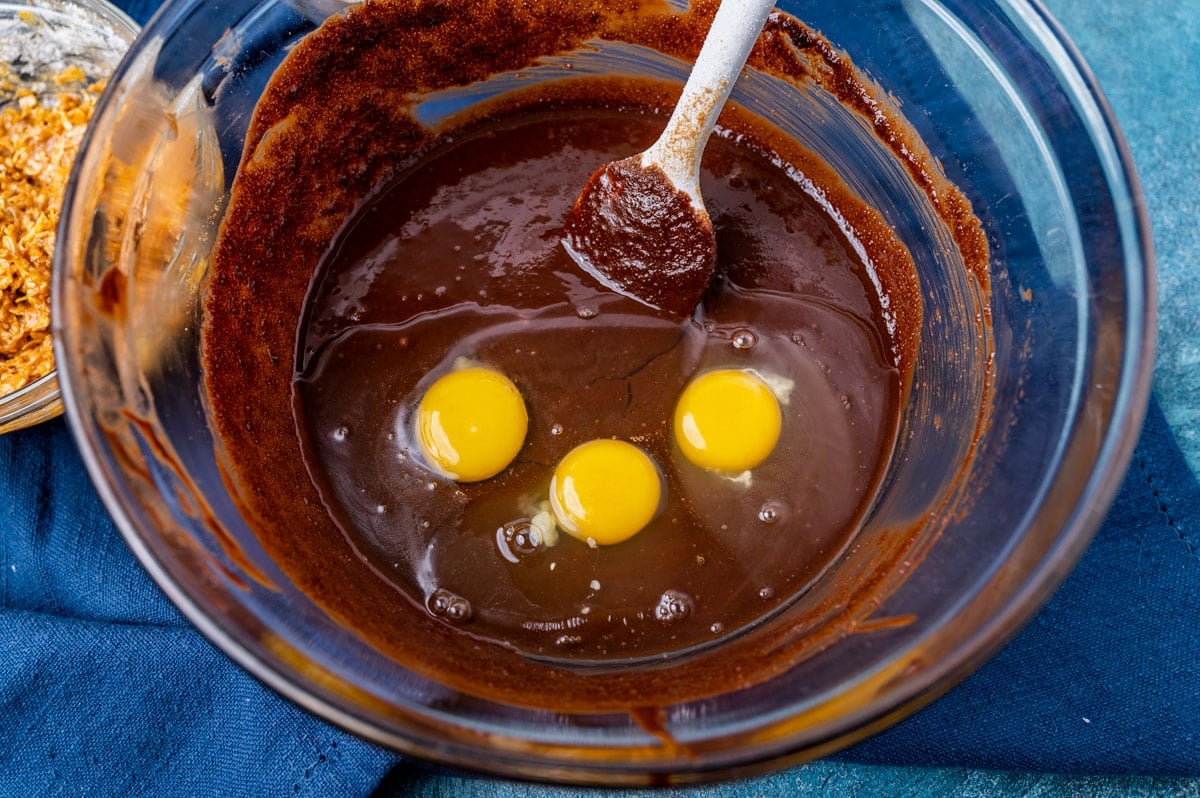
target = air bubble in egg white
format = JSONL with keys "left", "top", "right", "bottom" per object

{"left": 496, "top": 521, "right": 542, "bottom": 563}
{"left": 757, "top": 502, "right": 782, "bottom": 524}
{"left": 731, "top": 329, "right": 758, "bottom": 350}
{"left": 427, "top": 588, "right": 472, "bottom": 623}
{"left": 655, "top": 590, "right": 693, "bottom": 622}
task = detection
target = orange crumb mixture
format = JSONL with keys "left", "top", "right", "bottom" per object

{"left": 0, "top": 74, "right": 98, "bottom": 397}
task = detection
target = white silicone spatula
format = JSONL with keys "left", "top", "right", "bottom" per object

{"left": 563, "top": 0, "right": 777, "bottom": 317}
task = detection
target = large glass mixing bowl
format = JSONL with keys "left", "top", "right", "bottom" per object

{"left": 52, "top": 0, "right": 1154, "bottom": 783}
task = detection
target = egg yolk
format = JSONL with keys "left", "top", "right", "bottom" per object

{"left": 550, "top": 439, "right": 662, "bottom": 546}
{"left": 674, "top": 369, "right": 782, "bottom": 472}
{"left": 415, "top": 367, "right": 528, "bottom": 482}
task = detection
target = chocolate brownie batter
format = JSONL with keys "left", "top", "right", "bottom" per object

{"left": 202, "top": 0, "right": 986, "bottom": 709}
{"left": 298, "top": 105, "right": 899, "bottom": 662}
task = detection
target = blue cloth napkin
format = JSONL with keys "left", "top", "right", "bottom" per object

{"left": 0, "top": 420, "right": 397, "bottom": 795}
{"left": 842, "top": 397, "right": 1200, "bottom": 775}
{"left": 4, "top": 0, "right": 1199, "bottom": 794}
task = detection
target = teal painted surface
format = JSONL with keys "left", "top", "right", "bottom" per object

{"left": 1045, "top": 0, "right": 1200, "bottom": 474}
{"left": 381, "top": 763, "right": 1200, "bottom": 796}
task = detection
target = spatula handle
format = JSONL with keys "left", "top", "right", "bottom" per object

{"left": 645, "top": 0, "right": 777, "bottom": 207}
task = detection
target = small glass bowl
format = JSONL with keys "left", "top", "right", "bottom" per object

{"left": 0, "top": 0, "right": 137, "bottom": 434}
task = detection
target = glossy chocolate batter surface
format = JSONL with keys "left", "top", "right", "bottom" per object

{"left": 200, "top": 0, "right": 988, "bottom": 709}
{"left": 296, "top": 106, "right": 898, "bottom": 664}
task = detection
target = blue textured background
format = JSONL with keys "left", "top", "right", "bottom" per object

{"left": 1, "top": 0, "right": 1198, "bottom": 794}
{"left": 1075, "top": 0, "right": 1200, "bottom": 475}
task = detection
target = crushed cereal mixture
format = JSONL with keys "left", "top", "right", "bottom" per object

{"left": 0, "top": 68, "right": 98, "bottom": 397}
